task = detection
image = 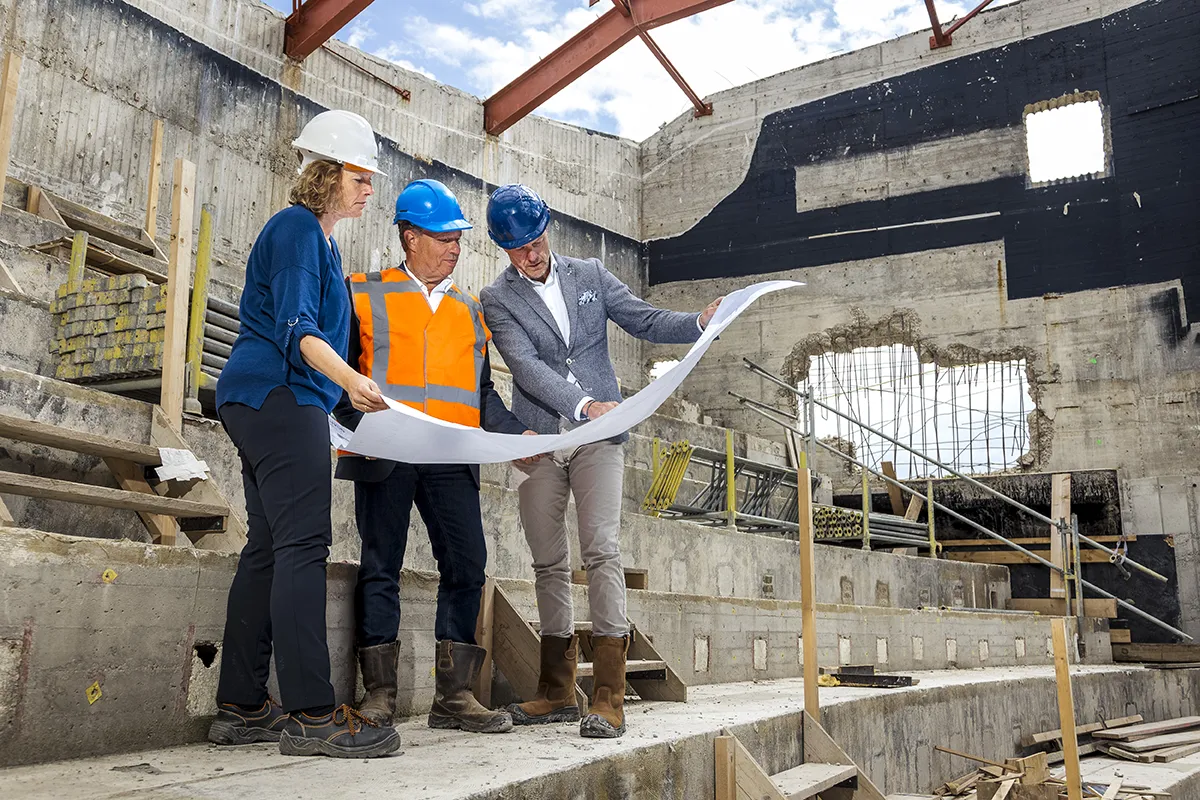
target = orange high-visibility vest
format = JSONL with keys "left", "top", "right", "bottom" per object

{"left": 348, "top": 268, "right": 490, "bottom": 428}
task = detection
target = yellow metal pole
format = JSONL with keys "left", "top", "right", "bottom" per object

{"left": 798, "top": 466, "right": 819, "bottom": 721}
{"left": 861, "top": 471, "right": 870, "bottom": 550}
{"left": 725, "top": 428, "right": 737, "bottom": 529}
{"left": 66, "top": 231, "right": 88, "bottom": 291}
{"left": 927, "top": 478, "right": 937, "bottom": 557}
{"left": 184, "top": 206, "right": 213, "bottom": 413}
{"left": 161, "top": 158, "right": 196, "bottom": 433}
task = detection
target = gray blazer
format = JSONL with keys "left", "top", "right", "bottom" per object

{"left": 479, "top": 253, "right": 702, "bottom": 443}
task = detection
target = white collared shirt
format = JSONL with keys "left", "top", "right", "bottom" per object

{"left": 519, "top": 256, "right": 591, "bottom": 421}
{"left": 404, "top": 265, "right": 454, "bottom": 312}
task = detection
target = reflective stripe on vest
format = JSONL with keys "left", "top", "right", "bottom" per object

{"left": 348, "top": 269, "right": 489, "bottom": 427}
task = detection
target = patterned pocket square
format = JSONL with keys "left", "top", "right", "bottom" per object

{"left": 577, "top": 290, "right": 598, "bottom": 306}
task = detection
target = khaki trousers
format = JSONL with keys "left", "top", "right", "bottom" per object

{"left": 515, "top": 441, "right": 627, "bottom": 638}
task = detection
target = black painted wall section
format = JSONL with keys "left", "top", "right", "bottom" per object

{"left": 648, "top": 0, "right": 1200, "bottom": 320}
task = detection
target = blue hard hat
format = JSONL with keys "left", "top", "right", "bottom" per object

{"left": 487, "top": 184, "right": 550, "bottom": 250}
{"left": 393, "top": 179, "right": 472, "bottom": 231}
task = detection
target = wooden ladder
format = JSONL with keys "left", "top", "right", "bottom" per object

{"left": 485, "top": 582, "right": 687, "bottom": 713}
{"left": 0, "top": 406, "right": 238, "bottom": 546}
{"left": 716, "top": 713, "right": 885, "bottom": 800}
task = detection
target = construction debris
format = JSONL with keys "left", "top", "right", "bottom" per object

{"left": 1091, "top": 716, "right": 1200, "bottom": 763}
{"left": 817, "top": 664, "right": 919, "bottom": 688}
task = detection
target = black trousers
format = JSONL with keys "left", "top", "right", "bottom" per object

{"left": 216, "top": 387, "right": 335, "bottom": 713}
{"left": 354, "top": 464, "right": 486, "bottom": 647}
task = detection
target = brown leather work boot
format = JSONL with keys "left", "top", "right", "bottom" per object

{"left": 507, "top": 634, "right": 581, "bottom": 725}
{"left": 428, "top": 640, "right": 513, "bottom": 734}
{"left": 356, "top": 641, "right": 398, "bottom": 725}
{"left": 580, "top": 635, "right": 628, "bottom": 738}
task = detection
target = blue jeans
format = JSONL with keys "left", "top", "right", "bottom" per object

{"left": 353, "top": 463, "right": 486, "bottom": 647}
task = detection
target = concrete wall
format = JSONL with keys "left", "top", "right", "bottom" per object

{"left": 0, "top": 0, "right": 661, "bottom": 389}
{"left": 0, "top": 528, "right": 1093, "bottom": 767}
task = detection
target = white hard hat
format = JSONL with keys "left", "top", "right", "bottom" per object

{"left": 291, "top": 109, "right": 387, "bottom": 176}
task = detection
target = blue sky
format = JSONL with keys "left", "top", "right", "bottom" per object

{"left": 264, "top": 0, "right": 982, "bottom": 141}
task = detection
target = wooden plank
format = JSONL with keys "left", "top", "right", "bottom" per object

{"left": 624, "top": 568, "right": 648, "bottom": 590}
{"left": 715, "top": 735, "right": 737, "bottom": 800}
{"left": 731, "top": 735, "right": 786, "bottom": 800}
{"left": 1096, "top": 742, "right": 1155, "bottom": 762}
{"left": 0, "top": 52, "right": 21, "bottom": 210}
{"left": 473, "top": 577, "right": 495, "bottom": 706}
{"left": 1112, "top": 643, "right": 1200, "bottom": 664}
{"left": 772, "top": 763, "right": 857, "bottom": 799}
{"left": 0, "top": 494, "right": 14, "bottom": 525}
{"left": 903, "top": 493, "right": 923, "bottom": 522}
{"left": 1045, "top": 742, "right": 1097, "bottom": 764}
{"left": 978, "top": 778, "right": 1016, "bottom": 800}
{"left": 1009, "top": 598, "right": 1118, "bottom": 618}
{"left": 161, "top": 158, "right": 195, "bottom": 433}
{"left": 1049, "top": 474, "right": 1071, "bottom": 599}
{"left": 1118, "top": 729, "right": 1200, "bottom": 753}
{"left": 144, "top": 119, "right": 164, "bottom": 242}
{"left": 1152, "top": 742, "right": 1200, "bottom": 762}
{"left": 44, "top": 189, "right": 157, "bottom": 254}
{"left": 103, "top": 457, "right": 177, "bottom": 546}
{"left": 576, "top": 659, "right": 664, "bottom": 678}
{"left": 0, "top": 469, "right": 227, "bottom": 518}
{"left": 1051, "top": 619, "right": 1084, "bottom": 800}
{"left": 31, "top": 236, "right": 168, "bottom": 283}
{"left": 148, "top": 408, "right": 240, "bottom": 550}
{"left": 1109, "top": 629, "right": 1131, "bottom": 643}
{"left": 26, "top": 184, "right": 66, "bottom": 226}
{"left": 627, "top": 622, "right": 687, "bottom": 702}
{"left": 1100, "top": 779, "right": 1123, "bottom": 800}
{"left": 1024, "top": 714, "right": 1143, "bottom": 746}
{"left": 66, "top": 231, "right": 88, "bottom": 291}
{"left": 1093, "top": 716, "right": 1200, "bottom": 741}
{"left": 798, "top": 467, "right": 819, "bottom": 721}
{"left": 490, "top": 583, "right": 587, "bottom": 713}
{"left": 1004, "top": 753, "right": 1048, "bottom": 785}
{"left": 0, "top": 252, "right": 21, "bottom": 294}
{"left": 881, "top": 462, "right": 905, "bottom": 515}
{"left": 0, "top": 412, "right": 162, "bottom": 464}
{"left": 947, "top": 550, "right": 1112, "bottom": 566}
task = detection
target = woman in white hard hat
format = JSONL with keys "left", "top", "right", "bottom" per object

{"left": 207, "top": 109, "right": 400, "bottom": 759}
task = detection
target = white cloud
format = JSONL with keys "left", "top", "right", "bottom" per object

{"left": 365, "top": 0, "right": 984, "bottom": 140}
{"left": 343, "top": 20, "right": 375, "bottom": 50}
{"left": 464, "top": 0, "right": 557, "bottom": 26}
{"left": 373, "top": 42, "right": 439, "bottom": 81}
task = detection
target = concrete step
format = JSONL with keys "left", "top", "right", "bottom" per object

{"left": 0, "top": 667, "right": 1190, "bottom": 794}
{"left": 773, "top": 762, "right": 858, "bottom": 799}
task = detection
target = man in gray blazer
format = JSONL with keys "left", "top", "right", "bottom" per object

{"left": 480, "top": 184, "right": 721, "bottom": 739}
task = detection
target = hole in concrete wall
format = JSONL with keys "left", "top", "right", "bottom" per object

{"left": 194, "top": 642, "right": 218, "bottom": 668}
{"left": 840, "top": 576, "right": 855, "bottom": 604}
{"left": 874, "top": 580, "right": 891, "bottom": 607}
{"left": 802, "top": 344, "right": 1033, "bottom": 478}
{"left": 1024, "top": 95, "right": 1108, "bottom": 185}
{"left": 761, "top": 573, "right": 774, "bottom": 597}
{"left": 650, "top": 360, "right": 680, "bottom": 380}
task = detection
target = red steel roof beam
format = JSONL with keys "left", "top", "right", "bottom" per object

{"left": 637, "top": 30, "right": 712, "bottom": 118}
{"left": 285, "top": 0, "right": 377, "bottom": 61}
{"left": 924, "top": 0, "right": 997, "bottom": 49}
{"left": 483, "top": 0, "right": 733, "bottom": 136}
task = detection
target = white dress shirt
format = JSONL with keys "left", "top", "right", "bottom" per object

{"left": 519, "top": 256, "right": 592, "bottom": 421}
{"left": 405, "top": 265, "right": 454, "bottom": 312}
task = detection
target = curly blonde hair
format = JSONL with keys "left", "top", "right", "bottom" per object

{"left": 288, "top": 160, "right": 344, "bottom": 217}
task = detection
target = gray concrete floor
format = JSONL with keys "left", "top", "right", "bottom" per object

{"left": 1, "top": 666, "right": 1194, "bottom": 799}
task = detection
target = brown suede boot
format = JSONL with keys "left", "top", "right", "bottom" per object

{"left": 428, "top": 641, "right": 513, "bottom": 734}
{"left": 507, "top": 634, "right": 581, "bottom": 725}
{"left": 356, "top": 641, "right": 398, "bottom": 725}
{"left": 580, "top": 635, "right": 628, "bottom": 738}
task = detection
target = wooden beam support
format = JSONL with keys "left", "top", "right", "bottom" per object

{"left": 1051, "top": 619, "right": 1084, "bottom": 800}
{"left": 0, "top": 412, "right": 162, "bottom": 464}
{"left": 0, "top": 469, "right": 227, "bottom": 518}
{"left": 798, "top": 466, "right": 819, "bottom": 721}
{"left": 0, "top": 494, "right": 14, "bottom": 525}
{"left": 0, "top": 253, "right": 21, "bottom": 294}
{"left": 473, "top": 577, "right": 495, "bottom": 706}
{"left": 162, "top": 158, "right": 196, "bottom": 433}
{"left": 285, "top": 0, "right": 378, "bottom": 61}
{"left": 1112, "top": 642, "right": 1200, "bottom": 663}
{"left": 1009, "top": 598, "right": 1118, "bottom": 618}
{"left": 714, "top": 734, "right": 737, "bottom": 800}
{"left": 144, "top": 119, "right": 164, "bottom": 242}
{"left": 0, "top": 51, "right": 21, "bottom": 210}
{"left": 26, "top": 184, "right": 66, "bottom": 226}
{"left": 1050, "top": 473, "right": 1071, "bottom": 599}
{"left": 67, "top": 231, "right": 89, "bottom": 291}
{"left": 882, "top": 461, "right": 905, "bottom": 514}
{"left": 185, "top": 206, "right": 213, "bottom": 413}
{"left": 946, "top": 550, "right": 1114, "bottom": 566}
{"left": 103, "top": 457, "right": 177, "bottom": 545}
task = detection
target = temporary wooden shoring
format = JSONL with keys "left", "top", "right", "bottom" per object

{"left": 184, "top": 206, "right": 214, "bottom": 414}
{"left": 798, "top": 467, "right": 819, "bottom": 721}
{"left": 161, "top": 159, "right": 196, "bottom": 433}
{"left": 1049, "top": 473, "right": 1071, "bottom": 599}
{"left": 1052, "top": 619, "right": 1085, "bottom": 800}
{"left": 0, "top": 51, "right": 21, "bottom": 210}
{"left": 144, "top": 119, "right": 164, "bottom": 242}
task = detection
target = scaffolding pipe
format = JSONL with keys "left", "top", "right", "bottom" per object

{"left": 743, "top": 358, "right": 1168, "bottom": 584}
{"left": 730, "top": 392, "right": 1192, "bottom": 641}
